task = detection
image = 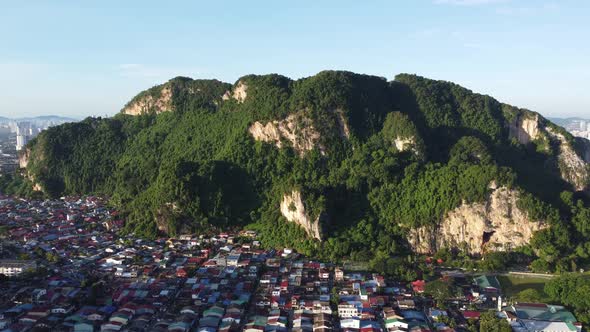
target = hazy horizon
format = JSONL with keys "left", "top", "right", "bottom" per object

{"left": 1, "top": 0, "right": 589, "bottom": 118}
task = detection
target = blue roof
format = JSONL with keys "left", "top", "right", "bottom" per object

{"left": 401, "top": 310, "right": 427, "bottom": 322}
{"left": 99, "top": 305, "right": 117, "bottom": 314}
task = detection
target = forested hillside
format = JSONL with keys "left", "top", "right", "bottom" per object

{"left": 5, "top": 71, "right": 590, "bottom": 274}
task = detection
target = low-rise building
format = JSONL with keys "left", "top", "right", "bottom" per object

{"left": 0, "top": 259, "right": 37, "bottom": 277}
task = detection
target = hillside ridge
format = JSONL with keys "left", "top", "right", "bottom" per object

{"left": 5, "top": 70, "right": 590, "bottom": 273}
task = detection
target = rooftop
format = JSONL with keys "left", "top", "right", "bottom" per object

{"left": 474, "top": 275, "right": 501, "bottom": 290}
{"left": 512, "top": 303, "right": 577, "bottom": 323}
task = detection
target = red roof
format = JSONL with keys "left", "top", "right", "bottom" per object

{"left": 411, "top": 280, "right": 426, "bottom": 293}
{"left": 462, "top": 311, "right": 481, "bottom": 319}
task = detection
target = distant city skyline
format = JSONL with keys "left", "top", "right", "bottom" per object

{"left": 1, "top": 0, "right": 590, "bottom": 118}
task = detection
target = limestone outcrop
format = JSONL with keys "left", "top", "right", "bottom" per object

{"left": 249, "top": 113, "right": 325, "bottom": 157}
{"left": 408, "top": 186, "right": 547, "bottom": 255}
{"left": 394, "top": 137, "right": 415, "bottom": 152}
{"left": 122, "top": 86, "right": 173, "bottom": 115}
{"left": 334, "top": 109, "right": 350, "bottom": 139}
{"left": 18, "top": 148, "right": 30, "bottom": 169}
{"left": 546, "top": 128, "right": 589, "bottom": 191}
{"left": 506, "top": 111, "right": 589, "bottom": 191}
{"left": 508, "top": 114, "right": 540, "bottom": 144}
{"left": 222, "top": 81, "right": 248, "bottom": 103}
{"left": 280, "top": 190, "right": 322, "bottom": 240}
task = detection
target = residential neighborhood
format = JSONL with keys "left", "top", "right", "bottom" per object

{"left": 0, "top": 195, "right": 584, "bottom": 332}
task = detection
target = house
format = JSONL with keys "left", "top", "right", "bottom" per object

{"left": 74, "top": 321, "right": 95, "bottom": 332}
{"left": 520, "top": 320, "right": 579, "bottom": 332}
{"left": 429, "top": 308, "right": 448, "bottom": 321}
{"left": 339, "top": 303, "right": 360, "bottom": 318}
{"left": 462, "top": 311, "right": 481, "bottom": 320}
{"left": 340, "top": 318, "right": 361, "bottom": 329}
{"left": 335, "top": 268, "right": 344, "bottom": 281}
{"left": 411, "top": 280, "right": 425, "bottom": 294}
{"left": 504, "top": 303, "right": 582, "bottom": 332}
{"left": 384, "top": 316, "right": 408, "bottom": 330}
{"left": 101, "top": 320, "right": 124, "bottom": 331}
{"left": 176, "top": 268, "right": 188, "bottom": 278}
{"left": 473, "top": 275, "right": 501, "bottom": 295}
{"left": 397, "top": 299, "right": 416, "bottom": 309}
{"left": 0, "top": 259, "right": 37, "bottom": 276}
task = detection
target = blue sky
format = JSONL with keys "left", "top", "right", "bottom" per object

{"left": 0, "top": 0, "right": 589, "bottom": 118}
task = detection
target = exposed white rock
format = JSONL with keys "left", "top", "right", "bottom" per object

{"left": 249, "top": 113, "right": 325, "bottom": 157}
{"left": 223, "top": 81, "right": 248, "bottom": 103}
{"left": 17, "top": 148, "right": 44, "bottom": 191}
{"left": 233, "top": 81, "right": 248, "bottom": 102}
{"left": 508, "top": 114, "right": 539, "bottom": 144}
{"left": 334, "top": 109, "right": 350, "bottom": 139}
{"left": 249, "top": 122, "right": 282, "bottom": 145}
{"left": 394, "top": 137, "right": 415, "bottom": 152}
{"left": 18, "top": 148, "right": 30, "bottom": 169}
{"left": 123, "top": 86, "right": 173, "bottom": 115}
{"left": 546, "top": 128, "right": 589, "bottom": 191}
{"left": 280, "top": 190, "right": 322, "bottom": 240}
{"left": 408, "top": 186, "right": 547, "bottom": 255}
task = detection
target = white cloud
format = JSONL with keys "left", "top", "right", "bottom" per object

{"left": 434, "top": 0, "right": 509, "bottom": 6}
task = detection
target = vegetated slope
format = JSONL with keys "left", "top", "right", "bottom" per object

{"left": 10, "top": 71, "right": 590, "bottom": 273}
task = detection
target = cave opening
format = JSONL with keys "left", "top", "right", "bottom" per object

{"left": 482, "top": 231, "right": 495, "bottom": 247}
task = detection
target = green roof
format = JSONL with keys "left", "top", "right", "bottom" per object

{"left": 247, "top": 315, "right": 267, "bottom": 326}
{"left": 65, "top": 315, "right": 84, "bottom": 322}
{"left": 514, "top": 304, "right": 577, "bottom": 323}
{"left": 474, "top": 275, "right": 501, "bottom": 290}
{"left": 385, "top": 318, "right": 404, "bottom": 324}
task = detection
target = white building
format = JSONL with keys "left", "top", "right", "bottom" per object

{"left": 16, "top": 133, "right": 28, "bottom": 151}
{"left": 0, "top": 260, "right": 37, "bottom": 277}
{"left": 338, "top": 303, "right": 360, "bottom": 318}
{"left": 15, "top": 122, "right": 31, "bottom": 151}
{"left": 340, "top": 318, "right": 360, "bottom": 329}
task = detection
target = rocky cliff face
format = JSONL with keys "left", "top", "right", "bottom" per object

{"left": 394, "top": 137, "right": 416, "bottom": 153}
{"left": 18, "top": 148, "right": 30, "bottom": 169}
{"left": 508, "top": 114, "right": 540, "bottom": 144}
{"left": 334, "top": 109, "right": 350, "bottom": 139}
{"left": 280, "top": 190, "right": 322, "bottom": 240}
{"left": 546, "top": 128, "right": 590, "bottom": 191}
{"left": 222, "top": 81, "right": 248, "bottom": 103}
{"left": 408, "top": 185, "right": 547, "bottom": 255}
{"left": 507, "top": 112, "right": 589, "bottom": 191}
{"left": 17, "top": 148, "right": 43, "bottom": 192}
{"left": 249, "top": 113, "right": 325, "bottom": 157}
{"left": 122, "top": 86, "right": 173, "bottom": 115}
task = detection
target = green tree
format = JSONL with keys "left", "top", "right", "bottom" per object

{"left": 479, "top": 311, "right": 512, "bottom": 332}
{"left": 45, "top": 252, "right": 60, "bottom": 263}
{"left": 425, "top": 279, "right": 454, "bottom": 308}
{"left": 514, "top": 289, "right": 545, "bottom": 303}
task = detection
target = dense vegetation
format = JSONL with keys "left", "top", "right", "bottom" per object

{"left": 545, "top": 274, "right": 590, "bottom": 324}
{"left": 3, "top": 71, "right": 589, "bottom": 274}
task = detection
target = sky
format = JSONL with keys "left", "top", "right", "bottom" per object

{"left": 0, "top": 0, "right": 589, "bottom": 118}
